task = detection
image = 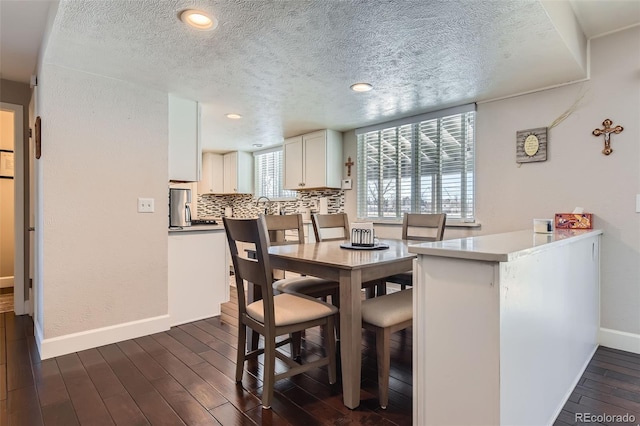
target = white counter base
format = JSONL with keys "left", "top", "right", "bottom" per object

{"left": 168, "top": 228, "right": 229, "bottom": 326}
{"left": 412, "top": 229, "right": 601, "bottom": 426}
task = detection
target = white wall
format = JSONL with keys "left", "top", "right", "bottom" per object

{"left": 36, "top": 63, "right": 169, "bottom": 354}
{"left": 344, "top": 26, "right": 640, "bottom": 339}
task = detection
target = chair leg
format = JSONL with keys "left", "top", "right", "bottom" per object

{"left": 236, "top": 323, "right": 247, "bottom": 383}
{"left": 376, "top": 280, "right": 387, "bottom": 296}
{"left": 262, "top": 336, "right": 276, "bottom": 409}
{"left": 332, "top": 289, "right": 340, "bottom": 341}
{"left": 376, "top": 327, "right": 391, "bottom": 409}
{"left": 325, "top": 315, "right": 337, "bottom": 384}
{"left": 365, "top": 286, "right": 376, "bottom": 299}
{"left": 291, "top": 332, "right": 302, "bottom": 361}
{"left": 251, "top": 330, "right": 260, "bottom": 351}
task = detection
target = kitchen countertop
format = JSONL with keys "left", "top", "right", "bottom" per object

{"left": 168, "top": 224, "right": 225, "bottom": 233}
{"left": 168, "top": 216, "right": 314, "bottom": 233}
{"left": 408, "top": 228, "right": 602, "bottom": 262}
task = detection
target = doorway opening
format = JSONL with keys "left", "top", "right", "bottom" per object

{"left": 0, "top": 108, "right": 15, "bottom": 313}
{"left": 0, "top": 102, "right": 25, "bottom": 315}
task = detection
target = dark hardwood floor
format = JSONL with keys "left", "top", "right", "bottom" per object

{"left": 2, "top": 310, "right": 640, "bottom": 425}
{"left": 554, "top": 346, "right": 640, "bottom": 426}
{"left": 0, "top": 312, "right": 411, "bottom": 425}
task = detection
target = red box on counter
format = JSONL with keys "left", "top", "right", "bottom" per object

{"left": 554, "top": 213, "right": 593, "bottom": 230}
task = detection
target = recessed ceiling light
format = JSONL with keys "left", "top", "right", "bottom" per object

{"left": 226, "top": 113, "right": 242, "bottom": 119}
{"left": 180, "top": 10, "right": 217, "bottom": 31}
{"left": 252, "top": 144, "right": 263, "bottom": 148}
{"left": 350, "top": 82, "right": 373, "bottom": 92}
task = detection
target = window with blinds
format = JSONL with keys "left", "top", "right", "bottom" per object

{"left": 254, "top": 148, "right": 296, "bottom": 199}
{"left": 356, "top": 105, "right": 475, "bottom": 221}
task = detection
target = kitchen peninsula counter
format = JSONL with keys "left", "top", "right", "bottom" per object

{"left": 410, "top": 229, "right": 602, "bottom": 426}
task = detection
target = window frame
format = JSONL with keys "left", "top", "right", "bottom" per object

{"left": 253, "top": 147, "right": 296, "bottom": 201}
{"left": 356, "top": 104, "right": 476, "bottom": 223}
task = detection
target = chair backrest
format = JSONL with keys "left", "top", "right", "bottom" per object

{"left": 311, "top": 213, "right": 350, "bottom": 242}
{"left": 223, "top": 216, "right": 276, "bottom": 328}
{"left": 263, "top": 214, "right": 305, "bottom": 280}
{"left": 262, "top": 214, "right": 305, "bottom": 246}
{"left": 402, "top": 213, "right": 447, "bottom": 242}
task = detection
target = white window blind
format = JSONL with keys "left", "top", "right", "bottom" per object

{"left": 254, "top": 148, "right": 296, "bottom": 199}
{"left": 357, "top": 105, "right": 475, "bottom": 221}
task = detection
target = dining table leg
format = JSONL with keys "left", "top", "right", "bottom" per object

{"left": 340, "top": 269, "right": 362, "bottom": 409}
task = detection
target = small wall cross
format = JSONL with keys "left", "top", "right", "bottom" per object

{"left": 345, "top": 156, "right": 354, "bottom": 177}
{"left": 592, "top": 119, "right": 623, "bottom": 156}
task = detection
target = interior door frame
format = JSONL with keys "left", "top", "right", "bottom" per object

{"left": 1, "top": 102, "right": 25, "bottom": 314}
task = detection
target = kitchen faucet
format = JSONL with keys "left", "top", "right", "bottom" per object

{"left": 255, "top": 196, "right": 271, "bottom": 214}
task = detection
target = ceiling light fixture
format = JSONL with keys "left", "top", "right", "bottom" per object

{"left": 226, "top": 113, "right": 242, "bottom": 119}
{"left": 252, "top": 144, "right": 263, "bottom": 148}
{"left": 350, "top": 82, "right": 373, "bottom": 92}
{"left": 180, "top": 10, "right": 218, "bottom": 31}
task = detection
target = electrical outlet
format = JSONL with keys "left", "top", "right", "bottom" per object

{"left": 138, "top": 198, "right": 155, "bottom": 213}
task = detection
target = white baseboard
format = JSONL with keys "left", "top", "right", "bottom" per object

{"left": 599, "top": 328, "right": 640, "bottom": 355}
{"left": 35, "top": 314, "right": 170, "bottom": 360}
{"left": 0, "top": 276, "right": 14, "bottom": 288}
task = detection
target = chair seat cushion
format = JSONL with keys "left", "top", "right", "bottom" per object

{"left": 362, "top": 289, "right": 413, "bottom": 328}
{"left": 274, "top": 276, "right": 338, "bottom": 295}
{"left": 247, "top": 293, "right": 339, "bottom": 326}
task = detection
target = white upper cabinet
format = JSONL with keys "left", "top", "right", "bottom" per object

{"left": 198, "top": 151, "right": 253, "bottom": 194}
{"left": 198, "top": 152, "right": 224, "bottom": 194}
{"left": 168, "top": 95, "right": 201, "bottom": 181}
{"left": 224, "top": 151, "right": 253, "bottom": 194}
{"left": 284, "top": 129, "right": 342, "bottom": 190}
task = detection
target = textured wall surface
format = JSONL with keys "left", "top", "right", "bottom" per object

{"left": 474, "top": 27, "right": 639, "bottom": 335}
{"left": 38, "top": 63, "right": 169, "bottom": 338}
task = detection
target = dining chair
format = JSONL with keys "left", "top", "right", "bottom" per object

{"left": 264, "top": 214, "right": 340, "bottom": 355}
{"left": 311, "top": 212, "right": 350, "bottom": 242}
{"left": 361, "top": 288, "right": 413, "bottom": 409}
{"left": 386, "top": 213, "right": 447, "bottom": 289}
{"left": 264, "top": 214, "right": 339, "bottom": 303}
{"left": 223, "top": 216, "right": 338, "bottom": 409}
{"left": 311, "top": 212, "right": 384, "bottom": 298}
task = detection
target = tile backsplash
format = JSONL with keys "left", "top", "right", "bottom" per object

{"left": 197, "top": 189, "right": 344, "bottom": 219}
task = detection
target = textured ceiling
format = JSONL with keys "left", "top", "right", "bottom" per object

{"left": 4, "top": 1, "right": 639, "bottom": 152}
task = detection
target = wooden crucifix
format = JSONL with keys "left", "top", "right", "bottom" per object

{"left": 345, "top": 156, "right": 354, "bottom": 177}
{"left": 592, "top": 118, "right": 623, "bottom": 156}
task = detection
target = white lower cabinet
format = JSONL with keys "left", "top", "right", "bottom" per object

{"left": 168, "top": 230, "right": 229, "bottom": 326}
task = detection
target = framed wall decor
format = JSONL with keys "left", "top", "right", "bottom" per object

{"left": 516, "top": 127, "right": 548, "bottom": 163}
{"left": 0, "top": 150, "right": 15, "bottom": 178}
{"left": 35, "top": 116, "right": 42, "bottom": 159}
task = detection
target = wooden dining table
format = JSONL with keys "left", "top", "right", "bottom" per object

{"left": 268, "top": 239, "right": 416, "bottom": 409}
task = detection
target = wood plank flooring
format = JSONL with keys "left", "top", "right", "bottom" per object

{"left": 554, "top": 346, "right": 640, "bottom": 426}
{"left": 2, "top": 310, "right": 640, "bottom": 425}
{"left": 0, "top": 312, "right": 411, "bottom": 425}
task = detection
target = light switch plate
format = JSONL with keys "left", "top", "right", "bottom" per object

{"left": 342, "top": 179, "right": 352, "bottom": 190}
{"left": 138, "top": 198, "right": 155, "bottom": 213}
{"left": 636, "top": 195, "right": 640, "bottom": 213}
